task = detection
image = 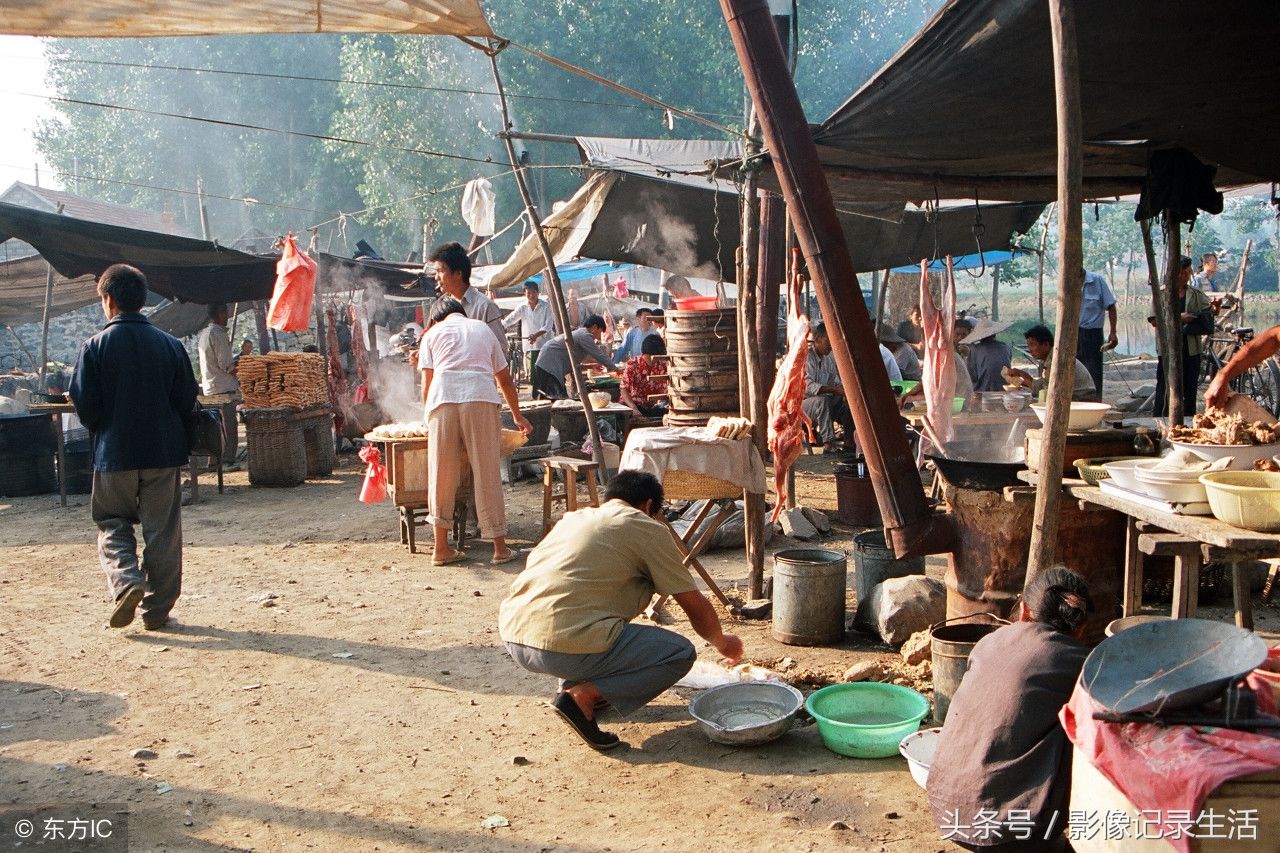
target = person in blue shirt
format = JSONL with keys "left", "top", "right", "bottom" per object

{"left": 1076, "top": 269, "right": 1118, "bottom": 398}
{"left": 613, "top": 307, "right": 659, "bottom": 361}
{"left": 69, "top": 264, "right": 198, "bottom": 631}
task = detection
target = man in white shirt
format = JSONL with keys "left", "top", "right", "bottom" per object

{"left": 428, "top": 241, "right": 505, "bottom": 347}
{"left": 802, "top": 322, "right": 899, "bottom": 450}
{"left": 502, "top": 280, "right": 557, "bottom": 382}
{"left": 196, "top": 303, "right": 239, "bottom": 396}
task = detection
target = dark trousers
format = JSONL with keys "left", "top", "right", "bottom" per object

{"left": 1076, "top": 326, "right": 1104, "bottom": 398}
{"left": 1152, "top": 352, "right": 1201, "bottom": 423}
{"left": 532, "top": 366, "right": 568, "bottom": 400}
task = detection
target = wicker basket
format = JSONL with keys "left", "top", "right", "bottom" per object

{"left": 244, "top": 407, "right": 306, "bottom": 486}
{"left": 662, "top": 468, "right": 741, "bottom": 501}
{"left": 293, "top": 410, "right": 337, "bottom": 477}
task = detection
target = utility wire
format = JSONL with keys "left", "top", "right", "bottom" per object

{"left": 5, "top": 90, "right": 508, "bottom": 169}
{"left": 36, "top": 56, "right": 741, "bottom": 121}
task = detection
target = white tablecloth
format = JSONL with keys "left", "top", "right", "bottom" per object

{"left": 620, "top": 427, "right": 766, "bottom": 494}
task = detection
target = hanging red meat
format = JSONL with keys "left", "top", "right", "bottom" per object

{"left": 349, "top": 304, "right": 370, "bottom": 404}
{"left": 919, "top": 256, "right": 958, "bottom": 450}
{"left": 324, "top": 305, "right": 349, "bottom": 433}
{"left": 766, "top": 248, "right": 813, "bottom": 522}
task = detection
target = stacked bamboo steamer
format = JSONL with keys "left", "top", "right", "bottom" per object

{"left": 237, "top": 353, "right": 329, "bottom": 410}
{"left": 663, "top": 308, "right": 740, "bottom": 427}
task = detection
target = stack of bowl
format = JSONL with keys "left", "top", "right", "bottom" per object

{"left": 1132, "top": 459, "right": 1209, "bottom": 504}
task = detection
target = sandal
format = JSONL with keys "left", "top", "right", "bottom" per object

{"left": 432, "top": 551, "right": 468, "bottom": 566}
{"left": 490, "top": 549, "right": 524, "bottom": 566}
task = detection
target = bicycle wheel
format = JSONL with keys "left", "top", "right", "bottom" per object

{"left": 1199, "top": 350, "right": 1224, "bottom": 391}
{"left": 1231, "top": 360, "right": 1280, "bottom": 417}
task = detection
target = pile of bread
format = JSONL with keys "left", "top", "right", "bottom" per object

{"left": 238, "top": 353, "right": 329, "bottom": 410}
{"left": 705, "top": 416, "right": 753, "bottom": 440}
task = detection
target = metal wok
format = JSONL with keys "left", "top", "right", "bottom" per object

{"left": 1081, "top": 618, "right": 1267, "bottom": 715}
{"left": 927, "top": 440, "right": 1027, "bottom": 491}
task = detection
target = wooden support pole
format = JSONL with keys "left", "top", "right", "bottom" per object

{"left": 37, "top": 263, "right": 54, "bottom": 386}
{"left": 1037, "top": 203, "right": 1054, "bottom": 324}
{"left": 488, "top": 47, "right": 607, "bottom": 472}
{"left": 1025, "top": 0, "right": 1084, "bottom": 585}
{"left": 1140, "top": 219, "right": 1172, "bottom": 416}
{"left": 756, "top": 191, "right": 783, "bottom": 395}
{"left": 1162, "top": 214, "right": 1184, "bottom": 424}
{"left": 736, "top": 139, "right": 767, "bottom": 601}
{"left": 720, "top": 0, "right": 948, "bottom": 558}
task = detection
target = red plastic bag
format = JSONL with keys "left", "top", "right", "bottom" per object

{"left": 267, "top": 234, "right": 317, "bottom": 332}
{"left": 358, "top": 445, "right": 387, "bottom": 504}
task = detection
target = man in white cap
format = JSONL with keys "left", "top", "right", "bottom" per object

{"left": 962, "top": 318, "right": 1014, "bottom": 392}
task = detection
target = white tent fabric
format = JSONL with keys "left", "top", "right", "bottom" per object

{"left": 0, "top": 1, "right": 492, "bottom": 37}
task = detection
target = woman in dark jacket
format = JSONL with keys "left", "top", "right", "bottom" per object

{"left": 927, "top": 567, "right": 1093, "bottom": 851}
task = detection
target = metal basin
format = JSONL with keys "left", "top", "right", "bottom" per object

{"left": 688, "top": 681, "right": 805, "bottom": 746}
{"left": 1081, "top": 618, "right": 1267, "bottom": 715}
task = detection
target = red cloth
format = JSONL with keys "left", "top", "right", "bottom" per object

{"left": 621, "top": 355, "right": 667, "bottom": 404}
{"left": 1061, "top": 680, "right": 1280, "bottom": 852}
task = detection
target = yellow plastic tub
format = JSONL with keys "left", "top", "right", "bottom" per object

{"left": 1199, "top": 471, "right": 1280, "bottom": 532}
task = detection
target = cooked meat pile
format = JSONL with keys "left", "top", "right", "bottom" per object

{"left": 1168, "top": 409, "right": 1280, "bottom": 446}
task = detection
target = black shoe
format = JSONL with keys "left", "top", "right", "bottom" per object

{"left": 550, "top": 693, "right": 621, "bottom": 751}
{"left": 109, "top": 583, "right": 146, "bottom": 629}
{"left": 142, "top": 615, "right": 172, "bottom": 631}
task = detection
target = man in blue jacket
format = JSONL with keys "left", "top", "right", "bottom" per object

{"left": 70, "top": 264, "right": 198, "bottom": 630}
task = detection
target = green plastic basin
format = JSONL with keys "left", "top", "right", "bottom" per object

{"left": 805, "top": 682, "right": 930, "bottom": 758}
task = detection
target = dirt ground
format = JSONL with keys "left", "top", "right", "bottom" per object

{"left": 1, "top": 450, "right": 955, "bottom": 853}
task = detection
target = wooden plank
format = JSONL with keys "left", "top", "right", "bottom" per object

{"left": 1171, "top": 552, "right": 1202, "bottom": 618}
{"left": 1233, "top": 561, "right": 1255, "bottom": 630}
{"left": 1137, "top": 532, "right": 1202, "bottom": 557}
{"left": 1123, "top": 516, "right": 1144, "bottom": 616}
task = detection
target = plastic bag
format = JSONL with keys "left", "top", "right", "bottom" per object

{"left": 267, "top": 234, "right": 317, "bottom": 332}
{"left": 358, "top": 445, "right": 387, "bottom": 503}
{"left": 461, "top": 178, "right": 496, "bottom": 237}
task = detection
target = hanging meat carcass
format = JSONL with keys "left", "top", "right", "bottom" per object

{"left": 767, "top": 248, "right": 813, "bottom": 522}
{"left": 919, "top": 257, "right": 958, "bottom": 450}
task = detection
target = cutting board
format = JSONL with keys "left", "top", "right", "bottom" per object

{"left": 1219, "top": 392, "right": 1278, "bottom": 426}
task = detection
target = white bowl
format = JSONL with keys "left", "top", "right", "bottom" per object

{"left": 899, "top": 727, "right": 942, "bottom": 790}
{"left": 1134, "top": 462, "right": 1209, "bottom": 504}
{"left": 1101, "top": 458, "right": 1150, "bottom": 492}
{"left": 1029, "top": 402, "right": 1111, "bottom": 432}
{"left": 1167, "top": 439, "right": 1280, "bottom": 471}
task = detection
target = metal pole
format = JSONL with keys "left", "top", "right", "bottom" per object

{"left": 488, "top": 47, "right": 607, "bottom": 472}
{"left": 1025, "top": 0, "right": 1085, "bottom": 585}
{"left": 719, "top": 0, "right": 946, "bottom": 557}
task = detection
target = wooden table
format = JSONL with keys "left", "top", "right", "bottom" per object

{"left": 1020, "top": 472, "right": 1272, "bottom": 629}
{"left": 26, "top": 401, "right": 73, "bottom": 507}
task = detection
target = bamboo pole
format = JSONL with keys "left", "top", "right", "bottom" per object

{"left": 487, "top": 47, "right": 606, "bottom": 472}
{"left": 1140, "top": 219, "right": 1172, "bottom": 415}
{"left": 1025, "top": 0, "right": 1084, "bottom": 585}
{"left": 1163, "top": 214, "right": 1184, "bottom": 423}
{"left": 37, "top": 263, "right": 54, "bottom": 386}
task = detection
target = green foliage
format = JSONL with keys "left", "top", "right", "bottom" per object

{"left": 33, "top": 1, "right": 946, "bottom": 258}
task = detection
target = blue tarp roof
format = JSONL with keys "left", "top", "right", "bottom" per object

{"left": 529, "top": 258, "right": 635, "bottom": 284}
{"left": 890, "top": 249, "right": 1028, "bottom": 274}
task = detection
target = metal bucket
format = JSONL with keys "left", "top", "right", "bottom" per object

{"left": 772, "top": 548, "right": 847, "bottom": 646}
{"left": 852, "top": 528, "right": 925, "bottom": 609}
{"left": 930, "top": 614, "right": 1008, "bottom": 723}
{"left": 833, "top": 461, "right": 881, "bottom": 527}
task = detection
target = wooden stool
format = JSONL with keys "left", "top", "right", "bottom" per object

{"left": 541, "top": 456, "right": 601, "bottom": 534}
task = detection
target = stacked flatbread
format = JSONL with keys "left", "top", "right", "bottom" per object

{"left": 238, "top": 353, "right": 329, "bottom": 410}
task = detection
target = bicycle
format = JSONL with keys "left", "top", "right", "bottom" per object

{"left": 1198, "top": 322, "right": 1280, "bottom": 417}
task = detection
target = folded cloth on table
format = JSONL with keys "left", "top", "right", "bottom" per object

{"left": 619, "top": 426, "right": 767, "bottom": 494}
{"left": 1061, "top": 679, "right": 1280, "bottom": 853}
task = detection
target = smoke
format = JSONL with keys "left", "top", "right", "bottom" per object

{"left": 612, "top": 185, "right": 730, "bottom": 282}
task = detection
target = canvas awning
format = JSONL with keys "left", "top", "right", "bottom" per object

{"left": 0, "top": 202, "right": 431, "bottom": 308}
{"left": 0, "top": 1, "right": 492, "bottom": 37}
{"left": 487, "top": 136, "right": 1044, "bottom": 288}
{"left": 0, "top": 255, "right": 97, "bottom": 325}
{"left": 810, "top": 0, "right": 1280, "bottom": 201}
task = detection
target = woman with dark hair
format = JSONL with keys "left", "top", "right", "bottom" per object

{"left": 927, "top": 566, "right": 1094, "bottom": 851}
{"left": 418, "top": 296, "right": 531, "bottom": 566}
{"left": 619, "top": 333, "right": 668, "bottom": 417}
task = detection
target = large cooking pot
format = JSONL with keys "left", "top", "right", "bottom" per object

{"left": 927, "top": 440, "right": 1026, "bottom": 491}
